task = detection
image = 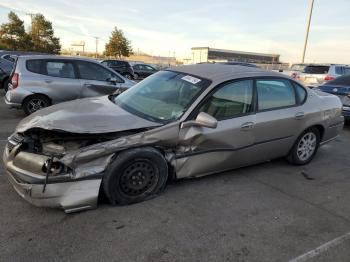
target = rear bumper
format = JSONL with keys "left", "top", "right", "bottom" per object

{"left": 4, "top": 91, "right": 22, "bottom": 109}
{"left": 3, "top": 146, "right": 102, "bottom": 213}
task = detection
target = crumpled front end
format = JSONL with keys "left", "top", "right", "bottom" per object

{"left": 2, "top": 132, "right": 107, "bottom": 213}
{"left": 2, "top": 122, "right": 179, "bottom": 213}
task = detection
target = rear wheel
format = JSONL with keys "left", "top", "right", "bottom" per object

{"left": 22, "top": 95, "right": 51, "bottom": 115}
{"left": 103, "top": 147, "right": 168, "bottom": 205}
{"left": 287, "top": 127, "right": 320, "bottom": 165}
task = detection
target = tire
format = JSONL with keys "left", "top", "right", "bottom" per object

{"left": 134, "top": 73, "right": 139, "bottom": 80}
{"left": 3, "top": 78, "right": 9, "bottom": 93}
{"left": 287, "top": 127, "right": 320, "bottom": 165}
{"left": 103, "top": 147, "right": 168, "bottom": 205}
{"left": 123, "top": 73, "right": 132, "bottom": 79}
{"left": 22, "top": 94, "right": 51, "bottom": 115}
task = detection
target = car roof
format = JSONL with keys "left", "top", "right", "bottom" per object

{"left": 18, "top": 55, "right": 100, "bottom": 63}
{"left": 169, "top": 63, "right": 286, "bottom": 82}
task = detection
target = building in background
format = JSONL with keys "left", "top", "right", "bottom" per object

{"left": 191, "top": 47, "right": 280, "bottom": 64}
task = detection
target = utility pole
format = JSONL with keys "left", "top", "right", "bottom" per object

{"left": 26, "top": 13, "right": 35, "bottom": 28}
{"left": 94, "top": 36, "right": 99, "bottom": 58}
{"left": 301, "top": 0, "right": 314, "bottom": 63}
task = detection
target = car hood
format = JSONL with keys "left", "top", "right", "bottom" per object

{"left": 16, "top": 96, "right": 161, "bottom": 134}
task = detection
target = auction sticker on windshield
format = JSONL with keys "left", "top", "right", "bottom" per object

{"left": 181, "top": 75, "right": 201, "bottom": 84}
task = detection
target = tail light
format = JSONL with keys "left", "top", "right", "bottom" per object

{"left": 324, "top": 75, "right": 334, "bottom": 81}
{"left": 11, "top": 73, "right": 19, "bottom": 89}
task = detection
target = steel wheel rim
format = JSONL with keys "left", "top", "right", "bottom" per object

{"left": 125, "top": 74, "right": 131, "bottom": 79}
{"left": 27, "top": 98, "right": 46, "bottom": 113}
{"left": 119, "top": 160, "right": 158, "bottom": 196}
{"left": 297, "top": 132, "right": 317, "bottom": 161}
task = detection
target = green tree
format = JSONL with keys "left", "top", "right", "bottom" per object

{"left": 30, "top": 14, "right": 61, "bottom": 54}
{"left": 0, "top": 12, "right": 32, "bottom": 50}
{"left": 105, "top": 27, "right": 132, "bottom": 58}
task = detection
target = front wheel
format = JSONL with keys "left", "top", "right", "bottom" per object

{"left": 287, "top": 127, "right": 320, "bottom": 165}
{"left": 103, "top": 147, "right": 168, "bottom": 205}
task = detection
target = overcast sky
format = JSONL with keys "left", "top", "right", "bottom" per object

{"left": 0, "top": 0, "right": 349, "bottom": 63}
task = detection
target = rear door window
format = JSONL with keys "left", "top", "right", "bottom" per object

{"left": 257, "top": 79, "right": 296, "bottom": 110}
{"left": 45, "top": 61, "right": 76, "bottom": 78}
{"left": 303, "top": 66, "right": 330, "bottom": 74}
{"left": 77, "top": 61, "right": 122, "bottom": 82}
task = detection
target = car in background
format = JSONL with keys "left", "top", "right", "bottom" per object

{"left": 132, "top": 63, "right": 158, "bottom": 79}
{"left": 297, "top": 64, "right": 350, "bottom": 87}
{"left": 316, "top": 74, "right": 350, "bottom": 120}
{"left": 2, "top": 64, "right": 343, "bottom": 212}
{"left": 5, "top": 55, "right": 135, "bottom": 115}
{"left": 0, "top": 51, "right": 48, "bottom": 92}
{"left": 100, "top": 60, "right": 135, "bottom": 79}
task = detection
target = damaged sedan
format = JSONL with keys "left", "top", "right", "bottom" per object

{"left": 3, "top": 64, "right": 344, "bottom": 213}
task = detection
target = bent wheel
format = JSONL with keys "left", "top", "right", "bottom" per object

{"left": 103, "top": 147, "right": 168, "bottom": 205}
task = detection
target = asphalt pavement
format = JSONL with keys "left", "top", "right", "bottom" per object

{"left": 0, "top": 90, "right": 350, "bottom": 262}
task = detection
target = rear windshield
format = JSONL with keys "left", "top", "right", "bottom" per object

{"left": 290, "top": 64, "right": 306, "bottom": 71}
{"left": 303, "top": 66, "right": 329, "bottom": 74}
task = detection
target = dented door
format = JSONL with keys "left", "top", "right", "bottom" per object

{"left": 175, "top": 79, "right": 256, "bottom": 178}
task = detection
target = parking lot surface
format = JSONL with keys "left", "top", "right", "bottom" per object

{"left": 0, "top": 91, "right": 349, "bottom": 262}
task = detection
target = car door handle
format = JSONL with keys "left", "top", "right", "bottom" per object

{"left": 295, "top": 112, "right": 305, "bottom": 120}
{"left": 241, "top": 122, "right": 254, "bottom": 130}
{"left": 44, "top": 79, "right": 52, "bottom": 83}
{"left": 83, "top": 83, "right": 93, "bottom": 87}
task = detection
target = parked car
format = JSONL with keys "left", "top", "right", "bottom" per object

{"left": 297, "top": 64, "right": 350, "bottom": 87}
{"left": 316, "top": 74, "right": 350, "bottom": 120}
{"left": 218, "top": 61, "right": 259, "bottom": 68}
{"left": 100, "top": 59, "right": 135, "bottom": 79}
{"left": 3, "top": 64, "right": 343, "bottom": 213}
{"left": 132, "top": 63, "right": 158, "bottom": 79}
{"left": 5, "top": 55, "right": 135, "bottom": 115}
{"left": 0, "top": 51, "right": 48, "bottom": 92}
{"left": 279, "top": 63, "right": 308, "bottom": 78}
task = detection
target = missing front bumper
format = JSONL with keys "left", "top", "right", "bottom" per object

{"left": 3, "top": 146, "right": 102, "bottom": 213}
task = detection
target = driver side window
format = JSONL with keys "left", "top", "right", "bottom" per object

{"left": 200, "top": 80, "right": 254, "bottom": 120}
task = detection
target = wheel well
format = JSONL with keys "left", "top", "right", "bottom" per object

{"left": 312, "top": 124, "right": 325, "bottom": 140}
{"left": 22, "top": 93, "right": 52, "bottom": 106}
{"left": 2, "top": 76, "right": 9, "bottom": 89}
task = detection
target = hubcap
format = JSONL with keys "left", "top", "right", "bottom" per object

{"left": 120, "top": 160, "right": 157, "bottom": 196}
{"left": 297, "top": 132, "right": 317, "bottom": 161}
{"left": 27, "top": 99, "right": 46, "bottom": 113}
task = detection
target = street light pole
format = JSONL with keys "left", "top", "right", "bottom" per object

{"left": 94, "top": 36, "right": 99, "bottom": 58}
{"left": 301, "top": 0, "right": 314, "bottom": 63}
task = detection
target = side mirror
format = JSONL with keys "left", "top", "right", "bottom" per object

{"left": 108, "top": 77, "right": 118, "bottom": 84}
{"left": 181, "top": 112, "right": 218, "bottom": 129}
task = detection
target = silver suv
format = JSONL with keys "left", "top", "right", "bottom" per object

{"left": 297, "top": 64, "right": 350, "bottom": 87}
{"left": 5, "top": 55, "right": 135, "bottom": 115}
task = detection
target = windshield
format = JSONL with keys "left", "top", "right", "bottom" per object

{"left": 114, "top": 71, "right": 210, "bottom": 123}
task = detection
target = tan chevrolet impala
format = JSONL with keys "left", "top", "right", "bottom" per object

{"left": 3, "top": 64, "right": 344, "bottom": 212}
